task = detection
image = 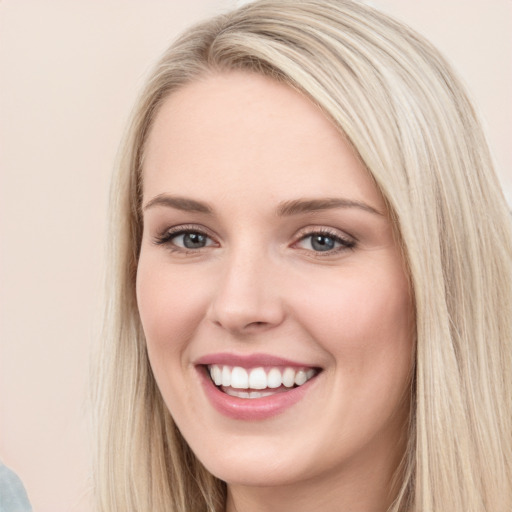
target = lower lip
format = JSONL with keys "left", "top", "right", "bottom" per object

{"left": 198, "top": 367, "right": 318, "bottom": 420}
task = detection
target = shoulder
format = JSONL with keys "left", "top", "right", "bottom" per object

{"left": 0, "top": 460, "right": 32, "bottom": 512}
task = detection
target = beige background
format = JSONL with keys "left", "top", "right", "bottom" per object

{"left": 0, "top": 1, "right": 510, "bottom": 511}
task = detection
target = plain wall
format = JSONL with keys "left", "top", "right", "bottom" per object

{"left": 0, "top": 1, "right": 510, "bottom": 511}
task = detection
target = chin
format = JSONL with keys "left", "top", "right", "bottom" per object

{"left": 204, "top": 457, "right": 305, "bottom": 488}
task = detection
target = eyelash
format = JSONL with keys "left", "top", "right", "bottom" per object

{"left": 153, "top": 225, "right": 356, "bottom": 256}
{"left": 293, "top": 227, "right": 356, "bottom": 255}
{"left": 153, "top": 224, "right": 217, "bottom": 254}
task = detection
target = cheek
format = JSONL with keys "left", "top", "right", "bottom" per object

{"left": 302, "top": 266, "right": 411, "bottom": 337}
{"left": 298, "top": 268, "right": 414, "bottom": 447}
{"left": 136, "top": 257, "right": 208, "bottom": 362}
{"left": 136, "top": 257, "right": 211, "bottom": 420}
{"left": 297, "top": 264, "right": 414, "bottom": 385}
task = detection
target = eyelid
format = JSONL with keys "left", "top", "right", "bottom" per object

{"left": 152, "top": 223, "right": 218, "bottom": 248}
{"left": 151, "top": 223, "right": 355, "bottom": 255}
{"left": 291, "top": 226, "right": 356, "bottom": 253}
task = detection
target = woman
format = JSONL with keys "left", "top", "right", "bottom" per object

{"left": 93, "top": 1, "right": 512, "bottom": 510}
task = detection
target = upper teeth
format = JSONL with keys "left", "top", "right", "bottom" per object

{"left": 208, "top": 365, "right": 317, "bottom": 389}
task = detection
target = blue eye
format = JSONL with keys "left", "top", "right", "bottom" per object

{"left": 154, "top": 228, "right": 215, "bottom": 250}
{"left": 173, "top": 232, "right": 211, "bottom": 249}
{"left": 310, "top": 234, "right": 337, "bottom": 251}
{"left": 296, "top": 231, "right": 355, "bottom": 253}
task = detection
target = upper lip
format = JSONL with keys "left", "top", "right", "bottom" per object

{"left": 194, "top": 352, "right": 320, "bottom": 369}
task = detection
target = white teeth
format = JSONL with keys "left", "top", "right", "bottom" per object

{"left": 294, "top": 370, "right": 307, "bottom": 386}
{"left": 248, "top": 367, "right": 267, "bottom": 389}
{"left": 267, "top": 368, "right": 282, "bottom": 388}
{"left": 211, "top": 365, "right": 222, "bottom": 386}
{"left": 231, "top": 367, "right": 249, "bottom": 389}
{"left": 282, "top": 367, "right": 296, "bottom": 388}
{"left": 223, "top": 388, "right": 277, "bottom": 399}
{"left": 208, "top": 364, "right": 318, "bottom": 391}
{"left": 221, "top": 366, "right": 231, "bottom": 387}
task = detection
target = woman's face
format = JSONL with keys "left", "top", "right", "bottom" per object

{"left": 137, "top": 72, "right": 414, "bottom": 495}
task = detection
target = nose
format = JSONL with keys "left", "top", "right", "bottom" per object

{"left": 206, "top": 247, "right": 286, "bottom": 335}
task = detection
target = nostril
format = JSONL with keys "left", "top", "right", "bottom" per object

{"left": 245, "top": 321, "right": 269, "bottom": 330}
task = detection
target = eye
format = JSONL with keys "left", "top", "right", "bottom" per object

{"left": 295, "top": 230, "right": 355, "bottom": 253}
{"left": 172, "top": 231, "right": 214, "bottom": 249}
{"left": 153, "top": 227, "right": 216, "bottom": 251}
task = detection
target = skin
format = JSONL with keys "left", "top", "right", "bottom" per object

{"left": 137, "top": 71, "right": 414, "bottom": 512}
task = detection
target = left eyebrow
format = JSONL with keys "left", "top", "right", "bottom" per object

{"left": 277, "top": 197, "right": 384, "bottom": 217}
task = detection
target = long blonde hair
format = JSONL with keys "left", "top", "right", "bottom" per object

{"left": 92, "top": 1, "right": 512, "bottom": 510}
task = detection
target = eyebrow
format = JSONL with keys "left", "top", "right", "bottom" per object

{"left": 143, "top": 194, "right": 383, "bottom": 217}
{"left": 277, "top": 197, "right": 384, "bottom": 217}
{"left": 143, "top": 194, "right": 213, "bottom": 214}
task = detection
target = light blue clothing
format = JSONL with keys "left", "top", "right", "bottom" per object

{"left": 0, "top": 461, "right": 32, "bottom": 512}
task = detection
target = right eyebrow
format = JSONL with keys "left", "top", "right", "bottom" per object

{"left": 143, "top": 194, "right": 213, "bottom": 214}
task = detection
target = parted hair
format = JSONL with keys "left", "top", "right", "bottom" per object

{"left": 92, "top": 1, "right": 512, "bottom": 510}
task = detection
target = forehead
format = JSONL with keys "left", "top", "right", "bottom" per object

{"left": 142, "top": 71, "right": 385, "bottom": 212}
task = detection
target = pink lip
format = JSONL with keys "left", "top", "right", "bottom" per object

{"left": 195, "top": 352, "right": 315, "bottom": 369}
{"left": 195, "top": 354, "right": 320, "bottom": 421}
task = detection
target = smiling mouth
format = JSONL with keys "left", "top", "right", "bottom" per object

{"left": 206, "top": 364, "right": 320, "bottom": 399}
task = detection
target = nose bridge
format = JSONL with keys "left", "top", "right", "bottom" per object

{"left": 208, "top": 239, "right": 284, "bottom": 332}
